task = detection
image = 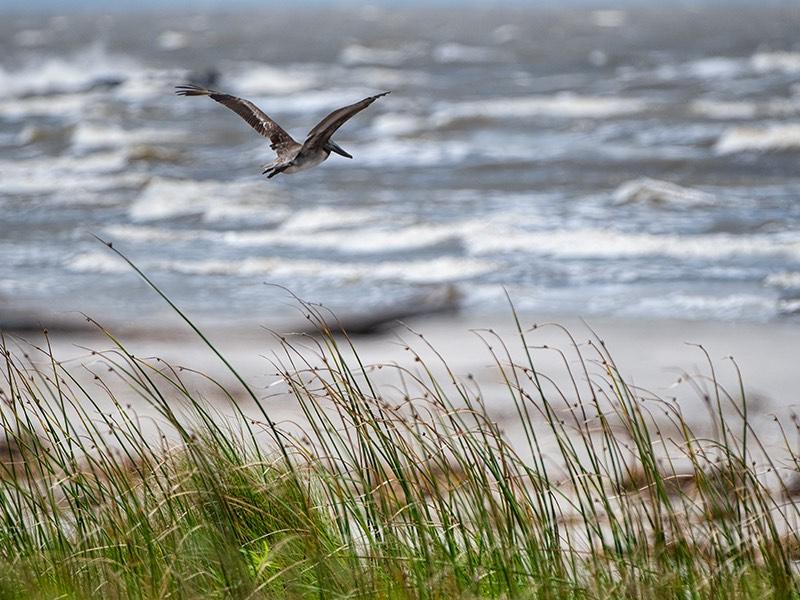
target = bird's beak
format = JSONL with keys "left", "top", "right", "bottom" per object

{"left": 326, "top": 141, "right": 353, "bottom": 159}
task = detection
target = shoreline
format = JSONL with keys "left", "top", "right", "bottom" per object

{"left": 10, "top": 310, "right": 797, "bottom": 425}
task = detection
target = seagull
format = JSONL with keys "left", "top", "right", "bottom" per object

{"left": 175, "top": 84, "right": 390, "bottom": 178}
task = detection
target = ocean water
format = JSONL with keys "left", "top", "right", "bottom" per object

{"left": 1, "top": 4, "right": 800, "bottom": 326}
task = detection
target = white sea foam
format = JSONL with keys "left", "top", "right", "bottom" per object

{"left": 280, "top": 207, "right": 379, "bottom": 232}
{"left": 691, "top": 100, "right": 758, "bottom": 120}
{"left": 165, "top": 218, "right": 800, "bottom": 262}
{"left": 685, "top": 57, "right": 744, "bottom": 79}
{"left": 67, "top": 252, "right": 494, "bottom": 284}
{"left": 108, "top": 214, "right": 417, "bottom": 250}
{"left": 230, "top": 62, "right": 317, "bottom": 95}
{"left": 778, "top": 298, "right": 800, "bottom": 314}
{"left": 0, "top": 152, "right": 144, "bottom": 198}
{"left": 114, "top": 217, "right": 800, "bottom": 261}
{"left": 0, "top": 93, "right": 90, "bottom": 120}
{"left": 111, "top": 67, "right": 187, "bottom": 102}
{"left": 128, "top": 177, "right": 289, "bottom": 223}
{"left": 658, "top": 51, "right": 800, "bottom": 82}
{"left": 223, "top": 221, "right": 466, "bottom": 253}
{"left": 370, "top": 113, "right": 428, "bottom": 136}
{"left": 0, "top": 43, "right": 177, "bottom": 111}
{"left": 339, "top": 43, "right": 426, "bottom": 66}
{"left": 160, "top": 256, "right": 492, "bottom": 283}
{"left": 55, "top": 152, "right": 129, "bottom": 173}
{"left": 656, "top": 56, "right": 745, "bottom": 81}
{"left": 622, "top": 293, "right": 775, "bottom": 321}
{"left": 71, "top": 123, "right": 185, "bottom": 151}
{"left": 714, "top": 124, "right": 800, "bottom": 154}
{"left": 2, "top": 172, "right": 144, "bottom": 198}
{"left": 764, "top": 272, "right": 800, "bottom": 289}
{"left": 692, "top": 98, "right": 800, "bottom": 120}
{"left": 332, "top": 138, "right": 473, "bottom": 168}
{"left": 128, "top": 178, "right": 213, "bottom": 222}
{"left": 432, "top": 43, "right": 508, "bottom": 64}
{"left": 613, "top": 178, "right": 717, "bottom": 207}
{"left": 249, "top": 88, "right": 378, "bottom": 115}
{"left": 157, "top": 30, "right": 190, "bottom": 50}
{"left": 347, "top": 67, "right": 429, "bottom": 88}
{"left": 464, "top": 227, "right": 800, "bottom": 261}
{"left": 106, "top": 218, "right": 462, "bottom": 253}
{"left": 750, "top": 51, "right": 800, "bottom": 74}
{"left": 67, "top": 251, "right": 129, "bottom": 274}
{"left": 103, "top": 225, "right": 205, "bottom": 243}
{"left": 0, "top": 44, "right": 139, "bottom": 98}
{"left": 108, "top": 219, "right": 800, "bottom": 264}
{"left": 432, "top": 94, "right": 648, "bottom": 125}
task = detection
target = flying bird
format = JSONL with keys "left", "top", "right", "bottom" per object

{"left": 175, "top": 84, "right": 390, "bottom": 178}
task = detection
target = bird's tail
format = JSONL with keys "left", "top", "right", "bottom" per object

{"left": 266, "top": 166, "right": 287, "bottom": 179}
{"left": 175, "top": 83, "right": 217, "bottom": 96}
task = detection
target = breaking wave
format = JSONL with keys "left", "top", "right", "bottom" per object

{"left": 106, "top": 220, "right": 800, "bottom": 264}
{"left": 370, "top": 113, "right": 429, "bottom": 137}
{"left": 612, "top": 178, "right": 717, "bottom": 207}
{"left": 750, "top": 51, "right": 800, "bottom": 74}
{"left": 715, "top": 124, "right": 800, "bottom": 154}
{"left": 464, "top": 227, "right": 800, "bottom": 261}
{"left": 280, "top": 207, "right": 379, "bottom": 232}
{"left": 67, "top": 251, "right": 494, "bottom": 284}
{"left": 0, "top": 44, "right": 141, "bottom": 98}
{"left": 345, "top": 66, "right": 430, "bottom": 88}
{"left": 223, "top": 222, "right": 464, "bottom": 254}
{"left": 246, "top": 87, "right": 380, "bottom": 115}
{"left": 621, "top": 293, "right": 777, "bottom": 322}
{"left": 127, "top": 177, "right": 290, "bottom": 223}
{"left": 227, "top": 62, "right": 318, "bottom": 95}
{"left": 0, "top": 152, "right": 145, "bottom": 198}
{"left": 0, "top": 93, "right": 91, "bottom": 120}
{"left": 339, "top": 43, "right": 427, "bottom": 66}
{"left": 71, "top": 123, "right": 185, "bottom": 151}
{"left": 341, "top": 138, "right": 473, "bottom": 168}
{"left": 765, "top": 272, "right": 800, "bottom": 289}
{"left": 432, "top": 43, "right": 509, "bottom": 64}
{"left": 432, "top": 94, "right": 648, "bottom": 125}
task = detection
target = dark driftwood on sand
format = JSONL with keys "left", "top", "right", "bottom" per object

{"left": 0, "top": 305, "right": 92, "bottom": 334}
{"left": 299, "top": 284, "right": 462, "bottom": 336}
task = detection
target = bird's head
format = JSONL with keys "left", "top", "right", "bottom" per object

{"left": 324, "top": 140, "right": 353, "bottom": 159}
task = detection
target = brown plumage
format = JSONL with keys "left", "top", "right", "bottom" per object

{"left": 175, "top": 84, "right": 390, "bottom": 178}
{"left": 304, "top": 92, "right": 391, "bottom": 148}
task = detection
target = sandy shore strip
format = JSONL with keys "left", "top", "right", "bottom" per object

{"left": 6, "top": 312, "right": 796, "bottom": 436}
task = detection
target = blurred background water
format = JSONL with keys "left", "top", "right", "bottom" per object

{"left": 1, "top": 2, "right": 800, "bottom": 327}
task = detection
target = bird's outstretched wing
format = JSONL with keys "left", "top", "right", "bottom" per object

{"left": 304, "top": 91, "right": 390, "bottom": 148}
{"left": 175, "top": 84, "right": 300, "bottom": 159}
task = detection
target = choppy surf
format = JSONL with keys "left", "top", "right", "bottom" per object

{"left": 1, "top": 4, "right": 800, "bottom": 323}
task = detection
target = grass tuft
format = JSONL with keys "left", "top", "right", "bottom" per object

{"left": 0, "top": 252, "right": 798, "bottom": 598}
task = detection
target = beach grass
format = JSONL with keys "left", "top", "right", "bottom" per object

{"left": 0, "top": 254, "right": 798, "bottom": 598}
